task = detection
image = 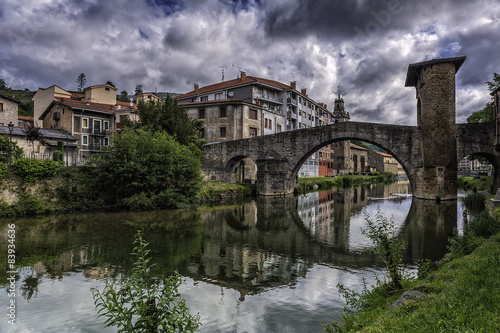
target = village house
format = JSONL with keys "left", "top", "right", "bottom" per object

{"left": 0, "top": 93, "right": 78, "bottom": 162}
{"left": 368, "top": 151, "right": 399, "bottom": 174}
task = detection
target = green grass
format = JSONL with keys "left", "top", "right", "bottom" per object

{"left": 458, "top": 176, "right": 493, "bottom": 192}
{"left": 325, "top": 233, "right": 500, "bottom": 332}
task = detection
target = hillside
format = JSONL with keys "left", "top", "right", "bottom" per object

{"left": 0, "top": 88, "right": 35, "bottom": 117}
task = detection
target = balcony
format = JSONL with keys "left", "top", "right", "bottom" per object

{"left": 92, "top": 129, "right": 111, "bottom": 136}
{"left": 287, "top": 98, "right": 297, "bottom": 105}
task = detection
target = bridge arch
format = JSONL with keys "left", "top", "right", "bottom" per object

{"left": 291, "top": 134, "right": 416, "bottom": 189}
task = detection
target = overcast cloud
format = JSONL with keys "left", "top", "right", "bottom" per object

{"left": 1, "top": 0, "right": 499, "bottom": 124}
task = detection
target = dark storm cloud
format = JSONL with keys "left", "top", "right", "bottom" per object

{"left": 0, "top": 0, "right": 498, "bottom": 125}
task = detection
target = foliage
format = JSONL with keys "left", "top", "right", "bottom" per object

{"left": 0, "top": 164, "right": 7, "bottom": 178}
{"left": 442, "top": 228, "right": 483, "bottom": 263}
{"left": 362, "top": 208, "right": 406, "bottom": 290}
{"left": 467, "top": 72, "right": 500, "bottom": 123}
{"left": 22, "top": 123, "right": 46, "bottom": 153}
{"left": 52, "top": 150, "right": 63, "bottom": 162}
{"left": 0, "top": 78, "right": 8, "bottom": 90}
{"left": 467, "top": 211, "right": 500, "bottom": 238}
{"left": 76, "top": 73, "right": 87, "bottom": 92}
{"left": 136, "top": 96, "right": 205, "bottom": 155}
{"left": 12, "top": 158, "right": 61, "bottom": 183}
{"left": 0, "top": 134, "right": 23, "bottom": 164}
{"left": 12, "top": 193, "right": 53, "bottom": 215}
{"left": 84, "top": 128, "right": 203, "bottom": 210}
{"left": 461, "top": 191, "right": 486, "bottom": 214}
{"left": 119, "top": 90, "right": 130, "bottom": 102}
{"left": 91, "top": 231, "right": 201, "bottom": 333}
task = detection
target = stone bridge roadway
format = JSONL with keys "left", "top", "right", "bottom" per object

{"left": 201, "top": 121, "right": 500, "bottom": 199}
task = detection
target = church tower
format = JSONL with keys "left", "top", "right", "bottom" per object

{"left": 332, "top": 93, "right": 351, "bottom": 174}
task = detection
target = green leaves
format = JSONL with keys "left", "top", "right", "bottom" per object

{"left": 362, "top": 208, "right": 406, "bottom": 290}
{"left": 13, "top": 158, "right": 62, "bottom": 183}
{"left": 91, "top": 231, "right": 201, "bottom": 332}
{"left": 84, "top": 128, "right": 202, "bottom": 210}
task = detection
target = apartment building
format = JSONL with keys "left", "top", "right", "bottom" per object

{"left": 37, "top": 83, "right": 123, "bottom": 163}
{"left": 178, "top": 72, "right": 325, "bottom": 178}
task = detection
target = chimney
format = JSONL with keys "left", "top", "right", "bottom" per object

{"left": 301, "top": 88, "right": 307, "bottom": 96}
{"left": 241, "top": 72, "right": 246, "bottom": 80}
{"left": 290, "top": 81, "right": 296, "bottom": 90}
{"left": 194, "top": 84, "right": 199, "bottom": 92}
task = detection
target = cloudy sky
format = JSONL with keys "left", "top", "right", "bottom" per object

{"left": 1, "top": 0, "right": 499, "bottom": 124}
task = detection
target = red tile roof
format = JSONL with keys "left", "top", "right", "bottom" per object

{"left": 178, "top": 75, "right": 294, "bottom": 99}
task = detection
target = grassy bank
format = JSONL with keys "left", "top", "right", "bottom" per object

{"left": 296, "top": 172, "right": 397, "bottom": 194}
{"left": 458, "top": 175, "right": 493, "bottom": 192}
{"left": 198, "top": 181, "right": 254, "bottom": 203}
{"left": 324, "top": 192, "right": 500, "bottom": 332}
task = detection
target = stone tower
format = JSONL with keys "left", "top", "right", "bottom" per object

{"left": 405, "top": 56, "right": 466, "bottom": 200}
{"left": 332, "top": 93, "right": 351, "bottom": 174}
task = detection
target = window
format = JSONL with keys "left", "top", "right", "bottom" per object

{"left": 249, "top": 127, "right": 257, "bottom": 137}
{"left": 265, "top": 118, "right": 268, "bottom": 128}
{"left": 219, "top": 107, "right": 227, "bottom": 118}
{"left": 249, "top": 109, "right": 257, "bottom": 120}
{"left": 228, "top": 90, "right": 234, "bottom": 97}
{"left": 198, "top": 109, "right": 205, "bottom": 119}
{"left": 82, "top": 135, "right": 88, "bottom": 145}
{"left": 93, "top": 137, "right": 100, "bottom": 150}
{"left": 277, "top": 124, "right": 282, "bottom": 133}
{"left": 105, "top": 87, "right": 110, "bottom": 91}
{"left": 104, "top": 137, "right": 110, "bottom": 146}
{"left": 200, "top": 96, "right": 208, "bottom": 101}
{"left": 93, "top": 119, "right": 101, "bottom": 134}
{"left": 269, "top": 119, "right": 272, "bottom": 129}
{"left": 0, "top": 103, "right": 3, "bottom": 112}
{"left": 82, "top": 118, "right": 89, "bottom": 128}
{"left": 104, "top": 121, "right": 109, "bottom": 130}
{"left": 220, "top": 127, "right": 226, "bottom": 138}
{"left": 74, "top": 116, "right": 81, "bottom": 132}
{"left": 215, "top": 93, "right": 223, "bottom": 100}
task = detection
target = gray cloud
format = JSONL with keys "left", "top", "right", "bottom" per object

{"left": 0, "top": 0, "right": 498, "bottom": 125}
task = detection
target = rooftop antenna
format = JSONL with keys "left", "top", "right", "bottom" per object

{"left": 218, "top": 65, "right": 227, "bottom": 82}
{"left": 232, "top": 63, "right": 248, "bottom": 78}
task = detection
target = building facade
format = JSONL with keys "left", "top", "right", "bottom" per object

{"left": 368, "top": 152, "right": 399, "bottom": 174}
{"left": 0, "top": 94, "right": 21, "bottom": 126}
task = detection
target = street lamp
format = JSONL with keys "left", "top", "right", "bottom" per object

{"left": 8, "top": 122, "right": 14, "bottom": 142}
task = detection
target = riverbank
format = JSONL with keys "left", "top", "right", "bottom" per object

{"left": 324, "top": 191, "right": 500, "bottom": 332}
{"left": 324, "top": 231, "right": 500, "bottom": 332}
{"left": 295, "top": 172, "right": 397, "bottom": 194}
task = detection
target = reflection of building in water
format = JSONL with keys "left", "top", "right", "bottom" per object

{"left": 31, "top": 244, "right": 114, "bottom": 280}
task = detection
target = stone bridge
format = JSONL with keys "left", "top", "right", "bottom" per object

{"left": 201, "top": 56, "right": 500, "bottom": 200}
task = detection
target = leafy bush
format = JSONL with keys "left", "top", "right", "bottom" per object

{"left": 0, "top": 163, "right": 7, "bottom": 178}
{"left": 13, "top": 158, "right": 61, "bottom": 183}
{"left": 84, "top": 129, "right": 203, "bottom": 210}
{"left": 461, "top": 191, "right": 486, "bottom": 214}
{"left": 442, "top": 228, "right": 483, "bottom": 263}
{"left": 53, "top": 150, "right": 63, "bottom": 162}
{"left": 14, "top": 194, "right": 52, "bottom": 215}
{"left": 0, "top": 135, "right": 23, "bottom": 164}
{"left": 91, "top": 231, "right": 201, "bottom": 332}
{"left": 468, "top": 211, "right": 500, "bottom": 238}
{"left": 362, "top": 208, "right": 406, "bottom": 290}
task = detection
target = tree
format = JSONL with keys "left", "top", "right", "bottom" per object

{"left": 106, "top": 80, "right": 115, "bottom": 87}
{"left": 0, "top": 78, "right": 8, "bottom": 90}
{"left": 76, "top": 73, "right": 87, "bottom": 92}
{"left": 0, "top": 135, "right": 23, "bottom": 164}
{"left": 467, "top": 73, "right": 500, "bottom": 123}
{"left": 84, "top": 128, "right": 203, "bottom": 210}
{"left": 137, "top": 96, "right": 205, "bottom": 155}
{"left": 118, "top": 90, "right": 129, "bottom": 102}
{"left": 92, "top": 231, "right": 201, "bottom": 332}
{"left": 135, "top": 84, "right": 143, "bottom": 96}
{"left": 22, "top": 123, "right": 46, "bottom": 154}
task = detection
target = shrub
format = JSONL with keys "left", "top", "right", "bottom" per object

{"left": 13, "top": 158, "right": 61, "bottom": 183}
{"left": 362, "top": 208, "right": 406, "bottom": 290}
{"left": 91, "top": 231, "right": 201, "bottom": 332}
{"left": 0, "top": 163, "right": 7, "bottom": 178}
{"left": 53, "top": 150, "right": 63, "bottom": 162}
{"left": 461, "top": 191, "right": 486, "bottom": 214}
{"left": 14, "top": 194, "right": 52, "bottom": 215}
{"left": 468, "top": 211, "right": 500, "bottom": 238}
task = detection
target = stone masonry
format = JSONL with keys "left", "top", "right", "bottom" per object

{"left": 202, "top": 56, "right": 500, "bottom": 199}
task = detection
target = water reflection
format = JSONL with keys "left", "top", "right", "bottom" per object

{"left": 0, "top": 182, "right": 462, "bottom": 333}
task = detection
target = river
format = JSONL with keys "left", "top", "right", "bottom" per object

{"left": 0, "top": 181, "right": 465, "bottom": 333}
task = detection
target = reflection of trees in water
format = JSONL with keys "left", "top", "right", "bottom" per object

{"left": 20, "top": 273, "right": 40, "bottom": 302}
